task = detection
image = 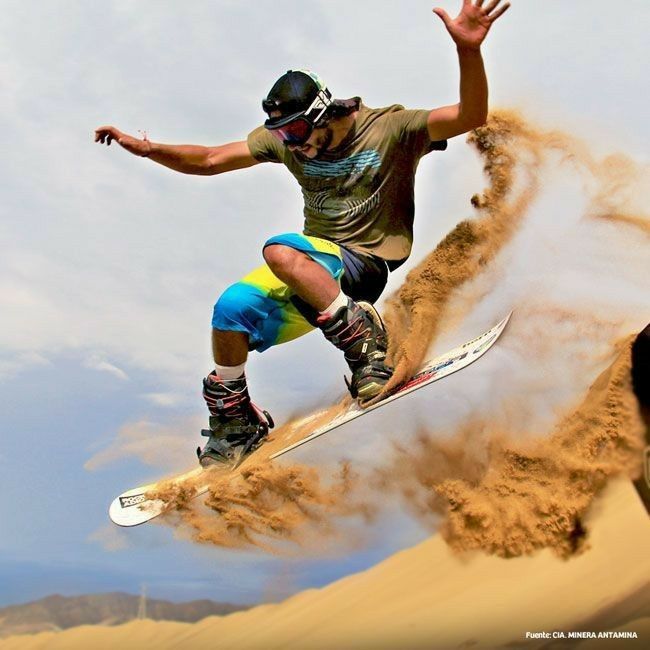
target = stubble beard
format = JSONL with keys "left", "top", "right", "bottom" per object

{"left": 297, "top": 127, "right": 334, "bottom": 160}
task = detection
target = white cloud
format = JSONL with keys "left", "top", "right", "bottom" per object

{"left": 0, "top": 351, "right": 50, "bottom": 381}
{"left": 142, "top": 392, "right": 185, "bottom": 407}
{"left": 84, "top": 417, "right": 202, "bottom": 472}
{"left": 84, "top": 355, "right": 130, "bottom": 381}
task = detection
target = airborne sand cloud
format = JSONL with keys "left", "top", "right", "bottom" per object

{"left": 140, "top": 112, "right": 648, "bottom": 558}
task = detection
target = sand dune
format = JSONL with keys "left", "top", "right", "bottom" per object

{"left": 2, "top": 478, "right": 647, "bottom": 649}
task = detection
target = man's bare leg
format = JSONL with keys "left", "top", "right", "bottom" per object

{"left": 263, "top": 244, "right": 339, "bottom": 311}
{"left": 212, "top": 329, "right": 248, "bottom": 366}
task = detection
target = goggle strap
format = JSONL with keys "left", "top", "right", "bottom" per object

{"left": 303, "top": 89, "right": 332, "bottom": 126}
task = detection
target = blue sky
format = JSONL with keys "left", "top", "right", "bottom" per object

{"left": 1, "top": 0, "right": 648, "bottom": 607}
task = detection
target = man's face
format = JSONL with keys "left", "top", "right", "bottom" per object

{"left": 285, "top": 125, "right": 331, "bottom": 159}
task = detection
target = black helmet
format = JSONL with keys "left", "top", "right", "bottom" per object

{"left": 262, "top": 69, "right": 332, "bottom": 140}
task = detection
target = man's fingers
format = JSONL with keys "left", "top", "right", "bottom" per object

{"left": 432, "top": 7, "right": 452, "bottom": 27}
{"left": 478, "top": 0, "right": 511, "bottom": 19}
{"left": 94, "top": 126, "right": 123, "bottom": 146}
{"left": 488, "top": 1, "right": 510, "bottom": 21}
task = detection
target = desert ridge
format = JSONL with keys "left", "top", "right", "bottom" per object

{"left": 2, "top": 478, "right": 648, "bottom": 650}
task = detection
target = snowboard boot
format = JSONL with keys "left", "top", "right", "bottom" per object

{"left": 317, "top": 298, "right": 393, "bottom": 404}
{"left": 197, "top": 372, "right": 274, "bottom": 468}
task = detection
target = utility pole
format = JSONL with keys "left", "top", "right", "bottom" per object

{"left": 137, "top": 583, "right": 147, "bottom": 620}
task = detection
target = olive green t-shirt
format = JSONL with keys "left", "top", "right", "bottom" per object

{"left": 247, "top": 99, "right": 446, "bottom": 264}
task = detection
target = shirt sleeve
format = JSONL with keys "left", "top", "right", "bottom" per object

{"left": 386, "top": 108, "right": 447, "bottom": 157}
{"left": 247, "top": 125, "right": 285, "bottom": 164}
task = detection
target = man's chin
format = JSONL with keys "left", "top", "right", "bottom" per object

{"left": 296, "top": 146, "right": 320, "bottom": 160}
{"left": 300, "top": 129, "right": 333, "bottom": 159}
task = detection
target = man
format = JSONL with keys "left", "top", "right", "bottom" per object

{"left": 95, "top": 0, "right": 509, "bottom": 467}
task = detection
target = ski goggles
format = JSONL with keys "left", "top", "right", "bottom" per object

{"left": 268, "top": 117, "right": 315, "bottom": 146}
{"left": 264, "top": 90, "right": 331, "bottom": 146}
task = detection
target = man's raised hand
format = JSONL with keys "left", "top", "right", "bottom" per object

{"left": 433, "top": 0, "right": 510, "bottom": 51}
{"left": 94, "top": 126, "right": 152, "bottom": 157}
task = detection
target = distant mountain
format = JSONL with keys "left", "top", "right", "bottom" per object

{"left": 0, "top": 592, "right": 250, "bottom": 637}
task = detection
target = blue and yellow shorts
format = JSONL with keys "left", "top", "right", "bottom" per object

{"left": 212, "top": 233, "right": 389, "bottom": 352}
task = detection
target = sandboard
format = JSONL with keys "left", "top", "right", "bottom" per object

{"left": 109, "top": 312, "right": 511, "bottom": 526}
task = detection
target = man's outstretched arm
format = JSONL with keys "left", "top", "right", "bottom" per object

{"left": 426, "top": 0, "right": 509, "bottom": 141}
{"left": 94, "top": 126, "right": 260, "bottom": 175}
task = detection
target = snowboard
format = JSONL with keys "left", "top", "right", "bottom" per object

{"left": 109, "top": 311, "right": 511, "bottom": 527}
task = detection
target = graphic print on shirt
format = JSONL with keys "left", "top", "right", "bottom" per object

{"left": 302, "top": 149, "right": 383, "bottom": 221}
{"left": 304, "top": 188, "right": 381, "bottom": 220}
{"left": 302, "top": 150, "right": 382, "bottom": 178}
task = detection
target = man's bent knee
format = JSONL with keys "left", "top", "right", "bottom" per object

{"left": 263, "top": 244, "right": 304, "bottom": 273}
{"left": 263, "top": 233, "right": 344, "bottom": 281}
